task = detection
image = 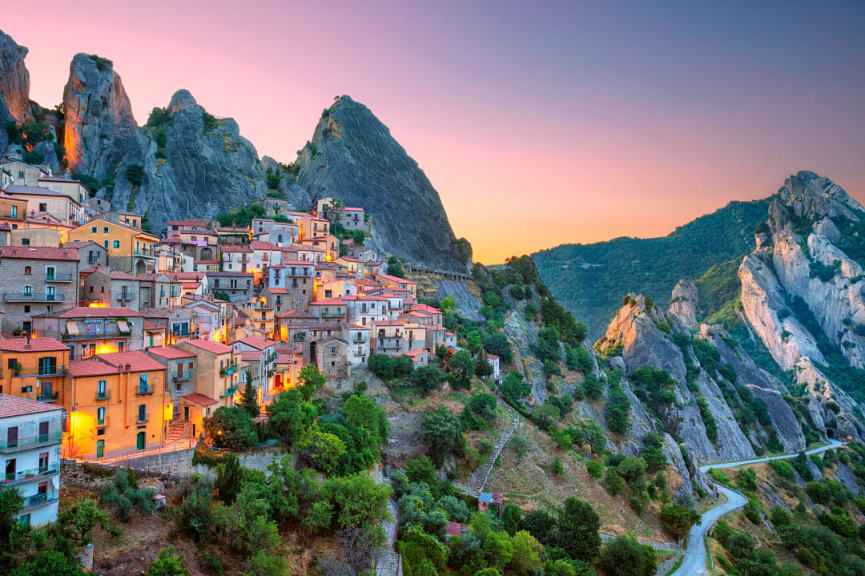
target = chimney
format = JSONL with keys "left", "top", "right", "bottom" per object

{"left": 125, "top": 363, "right": 131, "bottom": 372}
{"left": 25, "top": 335, "right": 31, "bottom": 349}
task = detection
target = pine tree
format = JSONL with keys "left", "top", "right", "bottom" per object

{"left": 239, "top": 374, "right": 259, "bottom": 418}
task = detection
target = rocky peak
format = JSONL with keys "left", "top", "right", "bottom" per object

{"left": 0, "top": 28, "right": 31, "bottom": 124}
{"left": 63, "top": 53, "right": 137, "bottom": 179}
{"left": 668, "top": 280, "right": 699, "bottom": 328}
{"left": 769, "top": 170, "right": 864, "bottom": 233}
{"left": 295, "top": 94, "right": 464, "bottom": 271}
{"left": 168, "top": 89, "right": 198, "bottom": 114}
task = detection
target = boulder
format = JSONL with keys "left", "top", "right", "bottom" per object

{"left": 668, "top": 279, "right": 699, "bottom": 328}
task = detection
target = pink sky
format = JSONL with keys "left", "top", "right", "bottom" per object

{"left": 5, "top": 1, "right": 864, "bottom": 263}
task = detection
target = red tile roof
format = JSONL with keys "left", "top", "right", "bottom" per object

{"left": 0, "top": 336, "right": 68, "bottom": 353}
{"left": 237, "top": 335, "right": 275, "bottom": 350}
{"left": 182, "top": 338, "right": 232, "bottom": 355}
{"left": 68, "top": 351, "right": 165, "bottom": 377}
{"left": 309, "top": 298, "right": 348, "bottom": 307}
{"left": 0, "top": 246, "right": 80, "bottom": 261}
{"left": 37, "top": 306, "right": 142, "bottom": 319}
{"left": 180, "top": 393, "right": 219, "bottom": 406}
{"left": 147, "top": 346, "right": 195, "bottom": 360}
{"left": 239, "top": 350, "right": 262, "bottom": 362}
{"left": 0, "top": 394, "right": 63, "bottom": 418}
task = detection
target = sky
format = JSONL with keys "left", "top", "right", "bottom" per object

{"left": 4, "top": 0, "right": 865, "bottom": 264}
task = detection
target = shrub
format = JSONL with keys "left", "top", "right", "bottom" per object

{"left": 586, "top": 460, "right": 604, "bottom": 479}
{"left": 204, "top": 407, "right": 258, "bottom": 451}
{"left": 147, "top": 546, "right": 189, "bottom": 576}
{"left": 411, "top": 365, "right": 443, "bottom": 394}
{"left": 769, "top": 459, "right": 796, "bottom": 481}
{"left": 660, "top": 503, "right": 701, "bottom": 543}
{"left": 420, "top": 406, "right": 465, "bottom": 465}
{"left": 125, "top": 164, "right": 145, "bottom": 186}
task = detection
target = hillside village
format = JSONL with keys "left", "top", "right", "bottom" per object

{"left": 0, "top": 151, "right": 500, "bottom": 520}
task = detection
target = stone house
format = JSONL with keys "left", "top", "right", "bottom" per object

{"left": 33, "top": 306, "right": 144, "bottom": 360}
{"left": 316, "top": 337, "right": 348, "bottom": 378}
{"left": 0, "top": 246, "right": 80, "bottom": 334}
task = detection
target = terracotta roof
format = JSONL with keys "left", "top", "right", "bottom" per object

{"left": 0, "top": 394, "right": 63, "bottom": 418}
{"left": 0, "top": 246, "right": 80, "bottom": 261}
{"left": 412, "top": 304, "right": 442, "bottom": 315}
{"left": 147, "top": 346, "right": 195, "bottom": 360}
{"left": 142, "top": 321, "right": 163, "bottom": 332}
{"left": 239, "top": 350, "right": 262, "bottom": 362}
{"left": 277, "top": 309, "right": 315, "bottom": 319}
{"left": 250, "top": 241, "right": 276, "bottom": 250}
{"left": 309, "top": 298, "right": 348, "bottom": 307}
{"left": 182, "top": 282, "right": 201, "bottom": 289}
{"left": 237, "top": 335, "right": 275, "bottom": 350}
{"left": 0, "top": 336, "right": 68, "bottom": 353}
{"left": 206, "top": 271, "right": 253, "bottom": 278}
{"left": 36, "top": 306, "right": 142, "bottom": 319}
{"left": 182, "top": 338, "right": 232, "bottom": 355}
{"left": 3, "top": 185, "right": 83, "bottom": 204}
{"left": 221, "top": 245, "right": 252, "bottom": 253}
{"left": 180, "top": 393, "right": 219, "bottom": 407}
{"left": 279, "top": 260, "right": 315, "bottom": 266}
{"left": 266, "top": 287, "right": 288, "bottom": 294}
{"left": 68, "top": 351, "right": 165, "bottom": 377}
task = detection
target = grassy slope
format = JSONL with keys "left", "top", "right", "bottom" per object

{"left": 533, "top": 199, "right": 770, "bottom": 339}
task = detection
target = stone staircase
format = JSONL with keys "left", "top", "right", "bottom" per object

{"left": 166, "top": 420, "right": 191, "bottom": 443}
{"left": 465, "top": 405, "right": 520, "bottom": 497}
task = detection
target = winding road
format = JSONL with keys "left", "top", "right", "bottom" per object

{"left": 671, "top": 438, "right": 844, "bottom": 576}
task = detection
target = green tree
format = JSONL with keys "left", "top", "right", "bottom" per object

{"left": 204, "top": 407, "right": 258, "bottom": 450}
{"left": 399, "top": 525, "right": 448, "bottom": 576}
{"left": 483, "top": 332, "right": 513, "bottom": 364}
{"left": 0, "top": 488, "right": 22, "bottom": 557}
{"left": 296, "top": 425, "right": 347, "bottom": 475}
{"left": 660, "top": 503, "right": 701, "bottom": 544}
{"left": 267, "top": 389, "right": 317, "bottom": 445}
{"left": 556, "top": 497, "right": 601, "bottom": 562}
{"left": 599, "top": 536, "right": 657, "bottom": 576}
{"left": 466, "top": 330, "right": 484, "bottom": 354}
{"left": 387, "top": 256, "right": 405, "bottom": 278}
{"left": 509, "top": 530, "right": 544, "bottom": 575}
{"left": 344, "top": 393, "right": 388, "bottom": 447}
{"left": 448, "top": 350, "right": 475, "bottom": 389}
{"left": 298, "top": 364, "right": 325, "bottom": 400}
{"left": 412, "top": 365, "right": 443, "bottom": 394}
{"left": 325, "top": 473, "right": 392, "bottom": 529}
{"left": 147, "top": 546, "right": 189, "bottom": 576}
{"left": 215, "top": 453, "right": 243, "bottom": 505}
{"left": 420, "top": 406, "right": 465, "bottom": 465}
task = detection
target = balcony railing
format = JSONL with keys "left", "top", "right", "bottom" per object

{"left": 136, "top": 385, "right": 154, "bottom": 396}
{"left": 96, "top": 390, "right": 110, "bottom": 401}
{"left": 44, "top": 273, "right": 74, "bottom": 282}
{"left": 36, "top": 391, "right": 59, "bottom": 402}
{"left": 220, "top": 364, "right": 237, "bottom": 376}
{"left": 20, "top": 491, "right": 60, "bottom": 509}
{"left": 0, "top": 432, "right": 61, "bottom": 453}
{"left": 2, "top": 463, "right": 60, "bottom": 485}
{"left": 134, "top": 250, "right": 155, "bottom": 258}
{"left": 137, "top": 414, "right": 149, "bottom": 423}
{"left": 220, "top": 386, "right": 237, "bottom": 398}
{"left": 4, "top": 293, "right": 65, "bottom": 303}
{"left": 174, "top": 373, "right": 192, "bottom": 382}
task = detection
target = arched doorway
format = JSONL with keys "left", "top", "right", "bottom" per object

{"left": 135, "top": 259, "right": 147, "bottom": 274}
{"left": 200, "top": 246, "right": 213, "bottom": 260}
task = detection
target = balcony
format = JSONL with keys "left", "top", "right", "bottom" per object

{"left": 36, "top": 391, "right": 59, "bottom": 402}
{"left": 174, "top": 373, "right": 192, "bottom": 382}
{"left": 2, "top": 463, "right": 60, "bottom": 485}
{"left": 0, "top": 432, "right": 61, "bottom": 453}
{"left": 220, "top": 386, "right": 237, "bottom": 398}
{"left": 134, "top": 250, "right": 156, "bottom": 259}
{"left": 95, "top": 390, "right": 110, "bottom": 401}
{"left": 117, "top": 292, "right": 133, "bottom": 302}
{"left": 19, "top": 491, "right": 60, "bottom": 510}
{"left": 220, "top": 364, "right": 237, "bottom": 376}
{"left": 4, "top": 293, "right": 65, "bottom": 303}
{"left": 44, "top": 273, "right": 74, "bottom": 283}
{"left": 136, "top": 385, "right": 154, "bottom": 396}
{"left": 137, "top": 414, "right": 149, "bottom": 423}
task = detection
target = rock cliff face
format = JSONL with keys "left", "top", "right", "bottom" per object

{"left": 110, "top": 90, "right": 268, "bottom": 232}
{"left": 668, "top": 280, "right": 698, "bottom": 328}
{"left": 0, "top": 29, "right": 31, "bottom": 124}
{"left": 738, "top": 171, "right": 865, "bottom": 441}
{"left": 597, "top": 295, "right": 762, "bottom": 466}
{"left": 295, "top": 96, "right": 464, "bottom": 271}
{"left": 62, "top": 54, "right": 138, "bottom": 180}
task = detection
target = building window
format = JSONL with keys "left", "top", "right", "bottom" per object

{"left": 23, "top": 266, "right": 31, "bottom": 275}
{"left": 97, "top": 407, "right": 105, "bottom": 425}
{"left": 37, "top": 357, "right": 56, "bottom": 375}
{"left": 138, "top": 374, "right": 149, "bottom": 394}
{"left": 38, "top": 202, "right": 47, "bottom": 212}
{"left": 103, "top": 227, "right": 109, "bottom": 233}
{"left": 91, "top": 226, "right": 97, "bottom": 233}
{"left": 97, "top": 379, "right": 107, "bottom": 399}
{"left": 103, "top": 240, "right": 108, "bottom": 248}
{"left": 137, "top": 404, "right": 147, "bottom": 422}
{"left": 113, "top": 240, "right": 120, "bottom": 249}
